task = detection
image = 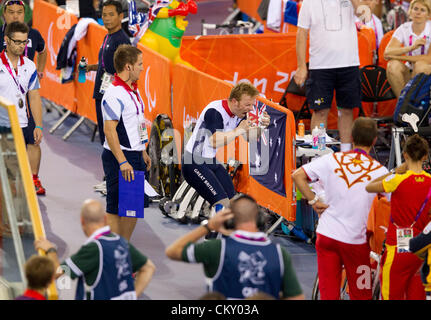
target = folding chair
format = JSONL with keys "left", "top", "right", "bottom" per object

{"left": 360, "top": 65, "right": 397, "bottom": 162}
{"left": 279, "top": 76, "right": 311, "bottom": 124}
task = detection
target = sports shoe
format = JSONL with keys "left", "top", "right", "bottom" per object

{"left": 34, "top": 178, "right": 46, "bottom": 195}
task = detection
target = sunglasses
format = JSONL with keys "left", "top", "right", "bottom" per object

{"left": 8, "top": 37, "right": 28, "bottom": 45}
{"left": 4, "top": 0, "right": 24, "bottom": 7}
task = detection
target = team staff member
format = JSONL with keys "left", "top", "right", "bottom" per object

{"left": 1, "top": 0, "right": 47, "bottom": 195}
{"left": 86, "top": 0, "right": 130, "bottom": 145}
{"left": 182, "top": 82, "right": 270, "bottom": 210}
{"left": 366, "top": 134, "right": 431, "bottom": 300}
{"left": 294, "top": 0, "right": 365, "bottom": 152}
{"left": 166, "top": 194, "right": 304, "bottom": 300}
{"left": 101, "top": 44, "right": 151, "bottom": 241}
{"left": 35, "top": 199, "right": 156, "bottom": 300}
{"left": 0, "top": 22, "right": 43, "bottom": 160}
{"left": 292, "top": 117, "right": 388, "bottom": 300}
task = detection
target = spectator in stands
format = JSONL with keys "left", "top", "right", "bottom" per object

{"left": 15, "top": 255, "right": 56, "bottom": 300}
{"left": 86, "top": 0, "right": 130, "bottom": 146}
{"left": 34, "top": 199, "right": 156, "bottom": 300}
{"left": 165, "top": 193, "right": 304, "bottom": 300}
{"left": 366, "top": 134, "right": 431, "bottom": 300}
{"left": 1, "top": 0, "right": 47, "bottom": 195}
{"left": 385, "top": 0, "right": 431, "bottom": 98}
{"left": 292, "top": 117, "right": 389, "bottom": 300}
{"left": 101, "top": 44, "right": 151, "bottom": 241}
{"left": 294, "top": 0, "right": 366, "bottom": 152}
{"left": 356, "top": 0, "right": 384, "bottom": 49}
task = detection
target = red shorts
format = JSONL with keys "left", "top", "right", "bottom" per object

{"left": 380, "top": 244, "right": 425, "bottom": 300}
{"left": 316, "top": 233, "right": 372, "bottom": 300}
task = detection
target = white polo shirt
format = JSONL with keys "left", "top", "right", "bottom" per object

{"left": 0, "top": 51, "right": 39, "bottom": 128}
{"left": 302, "top": 151, "right": 388, "bottom": 244}
{"left": 102, "top": 75, "right": 146, "bottom": 152}
{"left": 185, "top": 100, "right": 243, "bottom": 159}
{"left": 393, "top": 21, "right": 431, "bottom": 57}
{"left": 297, "top": 0, "right": 360, "bottom": 70}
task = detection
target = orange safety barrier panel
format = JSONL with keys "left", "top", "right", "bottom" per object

{"left": 33, "top": 0, "right": 78, "bottom": 112}
{"left": 74, "top": 23, "right": 106, "bottom": 123}
{"left": 236, "top": 0, "right": 264, "bottom": 24}
{"left": 182, "top": 31, "right": 375, "bottom": 130}
{"left": 367, "top": 195, "right": 390, "bottom": 255}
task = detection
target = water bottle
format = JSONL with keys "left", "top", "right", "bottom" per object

{"left": 286, "top": 223, "right": 311, "bottom": 244}
{"left": 78, "top": 57, "right": 87, "bottom": 83}
{"left": 298, "top": 120, "right": 305, "bottom": 137}
{"left": 318, "top": 123, "right": 326, "bottom": 151}
{"left": 311, "top": 126, "right": 319, "bottom": 149}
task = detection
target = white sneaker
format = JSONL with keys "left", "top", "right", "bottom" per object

{"left": 94, "top": 181, "right": 106, "bottom": 191}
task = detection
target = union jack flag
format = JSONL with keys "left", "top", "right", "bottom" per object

{"left": 249, "top": 100, "right": 268, "bottom": 145}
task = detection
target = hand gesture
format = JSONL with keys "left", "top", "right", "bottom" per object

{"left": 413, "top": 38, "right": 426, "bottom": 50}
{"left": 259, "top": 111, "right": 271, "bottom": 128}
{"left": 34, "top": 238, "right": 55, "bottom": 253}
{"left": 312, "top": 200, "right": 329, "bottom": 217}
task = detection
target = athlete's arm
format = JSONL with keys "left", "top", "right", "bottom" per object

{"left": 28, "top": 89, "right": 43, "bottom": 145}
{"left": 104, "top": 120, "right": 135, "bottom": 182}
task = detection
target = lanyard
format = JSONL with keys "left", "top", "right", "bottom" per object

{"left": 353, "top": 148, "right": 368, "bottom": 156}
{"left": 371, "top": 16, "right": 379, "bottom": 50}
{"left": 127, "top": 89, "right": 144, "bottom": 115}
{"left": 391, "top": 185, "right": 431, "bottom": 228}
{"left": 409, "top": 35, "right": 427, "bottom": 56}
{"left": 100, "top": 34, "right": 110, "bottom": 69}
{"left": 94, "top": 230, "right": 111, "bottom": 240}
{"left": 0, "top": 51, "right": 25, "bottom": 94}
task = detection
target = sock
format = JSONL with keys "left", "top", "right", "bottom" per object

{"left": 33, "top": 174, "right": 39, "bottom": 181}
{"left": 340, "top": 143, "right": 352, "bottom": 152}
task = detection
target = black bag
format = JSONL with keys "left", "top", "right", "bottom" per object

{"left": 393, "top": 73, "right": 431, "bottom": 128}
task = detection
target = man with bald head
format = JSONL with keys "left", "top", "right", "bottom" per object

{"left": 34, "top": 199, "right": 155, "bottom": 300}
{"left": 166, "top": 194, "right": 304, "bottom": 300}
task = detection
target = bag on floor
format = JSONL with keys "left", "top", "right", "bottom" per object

{"left": 393, "top": 73, "right": 431, "bottom": 130}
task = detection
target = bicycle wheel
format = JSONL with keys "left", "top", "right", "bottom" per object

{"left": 311, "top": 273, "right": 320, "bottom": 300}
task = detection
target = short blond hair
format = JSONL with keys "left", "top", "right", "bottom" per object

{"left": 228, "top": 82, "right": 259, "bottom": 102}
{"left": 408, "top": 0, "right": 431, "bottom": 16}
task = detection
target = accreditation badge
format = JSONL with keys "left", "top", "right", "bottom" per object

{"left": 138, "top": 116, "right": 148, "bottom": 145}
{"left": 99, "top": 72, "right": 114, "bottom": 94}
{"left": 396, "top": 228, "right": 413, "bottom": 253}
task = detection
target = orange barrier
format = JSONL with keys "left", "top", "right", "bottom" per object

{"left": 236, "top": 0, "right": 264, "bottom": 24}
{"left": 181, "top": 30, "right": 376, "bottom": 129}
{"left": 367, "top": 195, "right": 390, "bottom": 255}
{"left": 33, "top": 0, "right": 78, "bottom": 112}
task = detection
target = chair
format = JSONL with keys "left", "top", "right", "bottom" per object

{"left": 279, "top": 76, "right": 311, "bottom": 124}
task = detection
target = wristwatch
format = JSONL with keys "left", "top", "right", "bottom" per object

{"left": 308, "top": 193, "right": 319, "bottom": 205}
{"left": 200, "top": 219, "right": 211, "bottom": 233}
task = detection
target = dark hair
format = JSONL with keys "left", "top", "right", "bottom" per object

{"left": 5, "top": 21, "right": 28, "bottom": 38}
{"left": 25, "top": 255, "right": 55, "bottom": 290}
{"left": 229, "top": 82, "right": 259, "bottom": 102}
{"left": 403, "top": 134, "right": 429, "bottom": 161}
{"left": 351, "top": 117, "right": 378, "bottom": 147}
{"left": 102, "top": 0, "right": 123, "bottom": 15}
{"left": 113, "top": 44, "right": 141, "bottom": 73}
